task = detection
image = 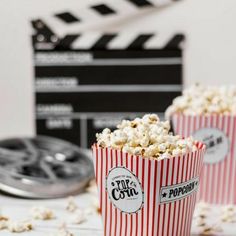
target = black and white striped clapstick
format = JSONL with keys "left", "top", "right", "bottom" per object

{"left": 32, "top": 30, "right": 184, "bottom": 50}
{"left": 52, "top": 0, "right": 180, "bottom": 26}
{"left": 32, "top": 0, "right": 182, "bottom": 50}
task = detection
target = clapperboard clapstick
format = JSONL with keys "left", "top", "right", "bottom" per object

{"left": 32, "top": 0, "right": 181, "bottom": 49}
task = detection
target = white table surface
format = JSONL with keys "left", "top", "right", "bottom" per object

{"left": 0, "top": 192, "right": 103, "bottom": 236}
{"left": 0, "top": 191, "right": 235, "bottom": 236}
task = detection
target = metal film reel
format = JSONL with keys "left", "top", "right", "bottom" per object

{"left": 0, "top": 136, "right": 94, "bottom": 198}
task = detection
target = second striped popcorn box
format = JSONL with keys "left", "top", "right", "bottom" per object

{"left": 171, "top": 114, "right": 236, "bottom": 204}
{"left": 166, "top": 85, "right": 236, "bottom": 204}
{"left": 92, "top": 142, "right": 205, "bottom": 236}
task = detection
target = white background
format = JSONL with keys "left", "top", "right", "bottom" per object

{"left": 0, "top": 0, "right": 236, "bottom": 139}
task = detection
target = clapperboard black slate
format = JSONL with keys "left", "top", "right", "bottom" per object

{"left": 32, "top": 0, "right": 184, "bottom": 148}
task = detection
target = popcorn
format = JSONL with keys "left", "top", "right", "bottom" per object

{"left": 68, "top": 209, "right": 86, "bottom": 224}
{"left": 50, "top": 224, "right": 74, "bottom": 236}
{"left": 0, "top": 216, "right": 8, "bottom": 230}
{"left": 65, "top": 197, "right": 86, "bottom": 224}
{"left": 50, "top": 229, "right": 74, "bottom": 236}
{"left": 221, "top": 204, "right": 236, "bottom": 212}
{"left": 196, "top": 202, "right": 210, "bottom": 213}
{"left": 172, "top": 148, "right": 182, "bottom": 156}
{"left": 194, "top": 217, "right": 206, "bottom": 227}
{"left": 96, "top": 114, "right": 197, "bottom": 160}
{"left": 221, "top": 211, "right": 236, "bottom": 223}
{"left": 66, "top": 197, "right": 78, "bottom": 213}
{"left": 30, "top": 206, "right": 54, "bottom": 220}
{"left": 7, "top": 220, "right": 33, "bottom": 233}
{"left": 221, "top": 205, "right": 236, "bottom": 222}
{"left": 193, "top": 202, "right": 223, "bottom": 235}
{"left": 165, "top": 84, "right": 236, "bottom": 117}
{"left": 199, "top": 225, "right": 222, "bottom": 235}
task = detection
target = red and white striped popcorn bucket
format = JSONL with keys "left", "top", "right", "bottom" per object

{"left": 171, "top": 114, "right": 236, "bottom": 204}
{"left": 92, "top": 142, "right": 205, "bottom": 236}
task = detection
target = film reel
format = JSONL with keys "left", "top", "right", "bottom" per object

{"left": 0, "top": 136, "right": 94, "bottom": 198}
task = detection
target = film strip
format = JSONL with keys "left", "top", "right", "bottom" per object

{"left": 32, "top": 1, "right": 184, "bottom": 148}
{"left": 0, "top": 136, "right": 93, "bottom": 198}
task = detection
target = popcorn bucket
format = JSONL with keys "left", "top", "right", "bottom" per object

{"left": 171, "top": 114, "right": 236, "bottom": 204}
{"left": 92, "top": 142, "right": 205, "bottom": 236}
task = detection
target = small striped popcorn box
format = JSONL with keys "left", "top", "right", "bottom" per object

{"left": 92, "top": 142, "right": 205, "bottom": 236}
{"left": 171, "top": 114, "right": 236, "bottom": 204}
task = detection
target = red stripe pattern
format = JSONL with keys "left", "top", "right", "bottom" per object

{"left": 171, "top": 114, "right": 236, "bottom": 204}
{"left": 92, "top": 142, "right": 205, "bottom": 236}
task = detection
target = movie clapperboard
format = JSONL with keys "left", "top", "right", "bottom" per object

{"left": 31, "top": 0, "right": 184, "bottom": 148}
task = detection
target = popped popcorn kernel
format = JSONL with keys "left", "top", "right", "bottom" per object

{"left": 199, "top": 225, "right": 222, "bottom": 235}
{"left": 0, "top": 216, "right": 8, "bottom": 230}
{"left": 166, "top": 84, "right": 236, "bottom": 117}
{"left": 69, "top": 209, "right": 86, "bottom": 224}
{"left": 96, "top": 114, "right": 197, "bottom": 160}
{"left": 196, "top": 202, "right": 210, "bottom": 213}
{"left": 221, "top": 205, "right": 236, "bottom": 222}
{"left": 8, "top": 220, "right": 33, "bottom": 233}
{"left": 30, "top": 206, "right": 54, "bottom": 220}
{"left": 50, "top": 227, "right": 74, "bottom": 236}
{"left": 66, "top": 196, "right": 78, "bottom": 213}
